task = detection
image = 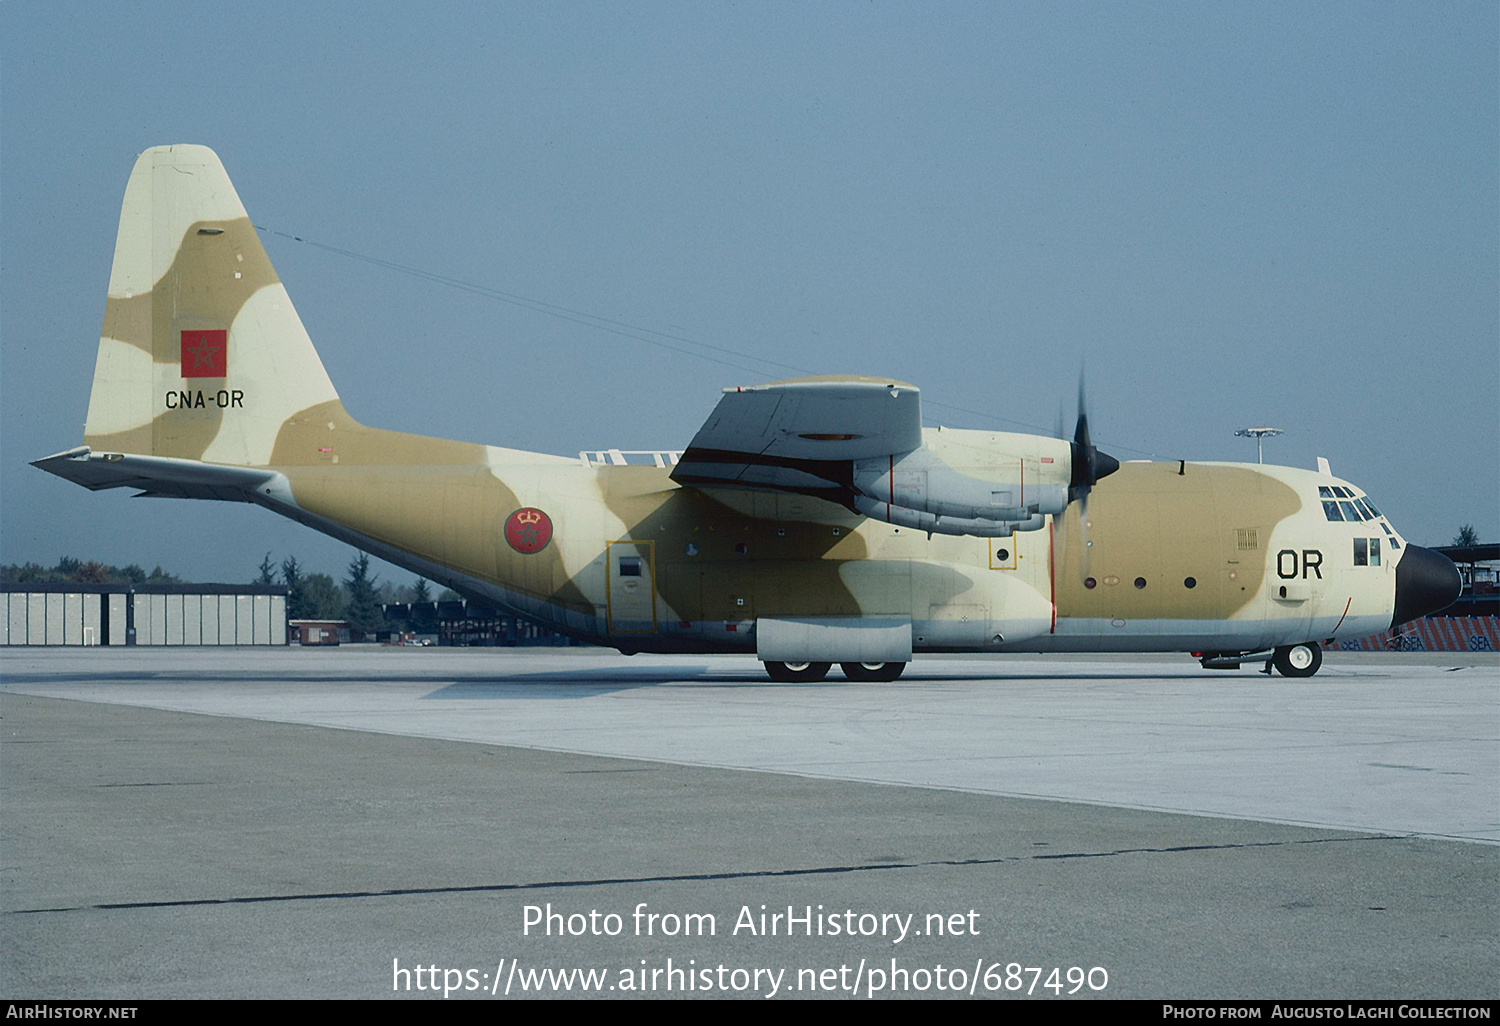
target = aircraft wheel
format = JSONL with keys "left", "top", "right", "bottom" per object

{"left": 840, "top": 661, "right": 906, "bottom": 682}
{"left": 764, "top": 661, "right": 831, "bottom": 683}
{"left": 1272, "top": 643, "right": 1322, "bottom": 678}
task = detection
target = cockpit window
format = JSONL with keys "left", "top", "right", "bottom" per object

{"left": 1323, "top": 501, "right": 1344, "bottom": 522}
{"left": 1354, "top": 537, "right": 1384, "bottom": 566}
{"left": 1318, "top": 486, "right": 1334, "bottom": 498}
{"left": 1354, "top": 499, "right": 1374, "bottom": 520}
{"left": 1338, "top": 501, "right": 1362, "bottom": 521}
{"left": 1362, "top": 497, "right": 1381, "bottom": 517}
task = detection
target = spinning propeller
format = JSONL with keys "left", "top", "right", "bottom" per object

{"left": 1058, "top": 374, "right": 1120, "bottom": 580}
{"left": 1068, "top": 376, "right": 1119, "bottom": 505}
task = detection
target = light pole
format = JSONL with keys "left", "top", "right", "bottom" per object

{"left": 1234, "top": 427, "right": 1283, "bottom": 464}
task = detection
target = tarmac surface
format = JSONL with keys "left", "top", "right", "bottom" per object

{"left": 2, "top": 647, "right": 1495, "bottom": 999}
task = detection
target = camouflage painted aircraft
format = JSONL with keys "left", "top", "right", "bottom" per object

{"left": 34, "top": 145, "right": 1462, "bottom": 680}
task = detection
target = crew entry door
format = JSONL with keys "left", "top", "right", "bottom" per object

{"left": 607, "top": 540, "right": 658, "bottom": 635}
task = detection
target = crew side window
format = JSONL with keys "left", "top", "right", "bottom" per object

{"left": 1369, "top": 538, "right": 1380, "bottom": 565}
{"left": 1354, "top": 538, "right": 1368, "bottom": 566}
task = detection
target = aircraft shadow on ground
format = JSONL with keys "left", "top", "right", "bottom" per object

{"left": 417, "top": 668, "right": 1238, "bottom": 698}
{"left": 0, "top": 667, "right": 1279, "bottom": 696}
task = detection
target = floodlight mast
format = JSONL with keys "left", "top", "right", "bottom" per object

{"left": 1234, "top": 426, "right": 1284, "bottom": 465}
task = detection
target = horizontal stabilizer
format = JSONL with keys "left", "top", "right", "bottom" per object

{"left": 31, "top": 446, "right": 278, "bottom": 502}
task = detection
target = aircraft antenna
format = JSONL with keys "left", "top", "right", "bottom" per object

{"left": 1234, "top": 426, "right": 1284, "bottom": 464}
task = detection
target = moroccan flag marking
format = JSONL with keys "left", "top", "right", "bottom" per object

{"left": 181, "top": 329, "right": 228, "bottom": 378}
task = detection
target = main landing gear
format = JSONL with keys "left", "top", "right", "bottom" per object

{"left": 839, "top": 661, "right": 906, "bottom": 682}
{"left": 762, "top": 661, "right": 907, "bottom": 683}
{"left": 1199, "top": 643, "right": 1324, "bottom": 677}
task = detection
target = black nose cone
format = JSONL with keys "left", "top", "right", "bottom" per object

{"left": 1392, "top": 545, "right": 1462, "bottom": 627}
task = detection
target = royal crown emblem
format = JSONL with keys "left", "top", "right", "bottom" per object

{"left": 504, "top": 507, "right": 553, "bottom": 554}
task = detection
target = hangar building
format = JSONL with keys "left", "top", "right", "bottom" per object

{"left": 2, "top": 583, "right": 288, "bottom": 646}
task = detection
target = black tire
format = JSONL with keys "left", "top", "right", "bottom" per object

{"left": 1272, "top": 643, "right": 1322, "bottom": 678}
{"left": 839, "top": 661, "right": 906, "bottom": 682}
{"left": 764, "top": 661, "right": 831, "bottom": 683}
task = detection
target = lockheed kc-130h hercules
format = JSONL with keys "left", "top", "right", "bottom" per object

{"left": 33, "top": 146, "right": 1462, "bottom": 680}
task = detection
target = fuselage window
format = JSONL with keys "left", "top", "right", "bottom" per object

{"left": 619, "top": 557, "right": 642, "bottom": 577}
{"left": 1323, "top": 501, "right": 1343, "bottom": 522}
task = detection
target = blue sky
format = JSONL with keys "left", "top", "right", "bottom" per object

{"left": 2, "top": 2, "right": 1495, "bottom": 583}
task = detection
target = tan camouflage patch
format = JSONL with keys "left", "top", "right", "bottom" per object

{"left": 99, "top": 293, "right": 153, "bottom": 355}
{"left": 270, "top": 399, "right": 488, "bottom": 467}
{"left": 601, "top": 469, "right": 871, "bottom": 623}
{"left": 1054, "top": 462, "right": 1300, "bottom": 620}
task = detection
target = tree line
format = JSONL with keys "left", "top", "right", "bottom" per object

{"left": 0, "top": 557, "right": 181, "bottom": 585}
{"left": 256, "top": 551, "right": 449, "bottom": 636}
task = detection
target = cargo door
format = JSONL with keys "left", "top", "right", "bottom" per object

{"left": 607, "top": 540, "right": 658, "bottom": 635}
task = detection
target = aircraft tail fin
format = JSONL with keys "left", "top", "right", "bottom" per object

{"left": 82, "top": 144, "right": 342, "bottom": 467}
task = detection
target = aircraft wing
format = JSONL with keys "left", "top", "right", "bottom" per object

{"left": 670, "top": 376, "right": 921, "bottom": 503}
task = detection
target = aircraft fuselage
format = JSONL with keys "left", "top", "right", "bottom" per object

{"left": 262, "top": 449, "right": 1404, "bottom": 658}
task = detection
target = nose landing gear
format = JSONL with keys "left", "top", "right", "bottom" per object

{"left": 1270, "top": 643, "right": 1323, "bottom": 678}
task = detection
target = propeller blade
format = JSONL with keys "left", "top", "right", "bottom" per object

{"left": 1063, "top": 370, "right": 1113, "bottom": 583}
{"left": 1068, "top": 371, "right": 1118, "bottom": 503}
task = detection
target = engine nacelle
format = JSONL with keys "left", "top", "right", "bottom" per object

{"left": 852, "top": 427, "right": 1072, "bottom": 535}
{"left": 852, "top": 495, "right": 1044, "bottom": 537}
